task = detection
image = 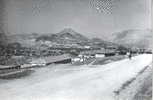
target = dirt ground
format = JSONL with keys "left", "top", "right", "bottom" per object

{"left": 116, "top": 64, "right": 152, "bottom": 100}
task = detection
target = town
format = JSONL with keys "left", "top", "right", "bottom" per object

{"left": 0, "top": 36, "right": 151, "bottom": 70}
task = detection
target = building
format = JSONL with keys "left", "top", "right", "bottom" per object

{"left": 21, "top": 54, "right": 73, "bottom": 68}
{"left": 78, "top": 49, "right": 105, "bottom": 59}
{"left": 30, "top": 58, "right": 46, "bottom": 66}
{"left": 95, "top": 53, "right": 105, "bottom": 58}
{"left": 71, "top": 57, "right": 84, "bottom": 63}
{"left": 0, "top": 65, "right": 21, "bottom": 70}
{"left": 29, "top": 54, "right": 73, "bottom": 66}
{"left": 104, "top": 45, "right": 117, "bottom": 56}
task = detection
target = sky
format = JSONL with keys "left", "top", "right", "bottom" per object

{"left": 1, "top": 0, "right": 151, "bottom": 39}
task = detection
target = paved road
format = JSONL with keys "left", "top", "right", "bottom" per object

{"left": 0, "top": 54, "right": 152, "bottom": 100}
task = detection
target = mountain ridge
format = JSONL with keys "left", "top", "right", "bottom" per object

{"left": 6, "top": 28, "right": 151, "bottom": 49}
{"left": 112, "top": 29, "right": 152, "bottom": 49}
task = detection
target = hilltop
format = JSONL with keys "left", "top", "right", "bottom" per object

{"left": 34, "top": 28, "right": 116, "bottom": 48}
{"left": 36, "top": 28, "right": 90, "bottom": 45}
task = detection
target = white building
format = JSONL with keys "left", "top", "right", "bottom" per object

{"left": 72, "top": 57, "right": 83, "bottom": 62}
{"left": 30, "top": 58, "right": 46, "bottom": 66}
{"left": 95, "top": 53, "right": 105, "bottom": 58}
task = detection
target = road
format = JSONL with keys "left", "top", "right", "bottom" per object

{"left": 0, "top": 54, "right": 152, "bottom": 100}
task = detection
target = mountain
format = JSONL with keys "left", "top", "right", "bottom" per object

{"left": 35, "top": 28, "right": 118, "bottom": 48}
{"left": 0, "top": 33, "right": 8, "bottom": 46}
{"left": 36, "top": 28, "right": 90, "bottom": 45}
{"left": 112, "top": 29, "right": 152, "bottom": 49}
{"left": 58, "top": 28, "right": 89, "bottom": 41}
{"left": 7, "top": 28, "right": 119, "bottom": 49}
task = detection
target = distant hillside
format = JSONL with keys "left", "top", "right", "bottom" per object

{"left": 7, "top": 33, "right": 41, "bottom": 47}
{"left": 91, "top": 38, "right": 118, "bottom": 47}
{"left": 112, "top": 29, "right": 152, "bottom": 49}
{"left": 7, "top": 28, "right": 119, "bottom": 49}
{"left": 36, "top": 28, "right": 117, "bottom": 48}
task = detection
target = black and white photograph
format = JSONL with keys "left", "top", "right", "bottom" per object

{"left": 0, "top": 0, "right": 152, "bottom": 100}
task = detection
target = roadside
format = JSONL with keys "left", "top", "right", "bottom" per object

{"left": 0, "top": 54, "right": 137, "bottom": 79}
{"left": 115, "top": 64, "right": 152, "bottom": 100}
{"left": 0, "top": 69, "right": 34, "bottom": 79}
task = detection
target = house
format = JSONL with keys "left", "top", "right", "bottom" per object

{"left": 94, "top": 49, "right": 105, "bottom": 58}
{"left": 30, "top": 58, "right": 46, "bottom": 66}
{"left": 79, "top": 49, "right": 105, "bottom": 58}
{"left": 72, "top": 57, "right": 81, "bottom": 62}
{"left": 20, "top": 54, "right": 73, "bottom": 68}
{"left": 84, "top": 46, "right": 91, "bottom": 49}
{"left": 71, "top": 57, "right": 84, "bottom": 63}
{"left": 144, "top": 49, "right": 152, "bottom": 54}
{"left": 44, "top": 54, "right": 72, "bottom": 65}
{"left": 0, "top": 65, "right": 21, "bottom": 70}
{"left": 104, "top": 45, "right": 117, "bottom": 56}
{"left": 31, "top": 54, "right": 73, "bottom": 66}
{"left": 95, "top": 53, "right": 105, "bottom": 58}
